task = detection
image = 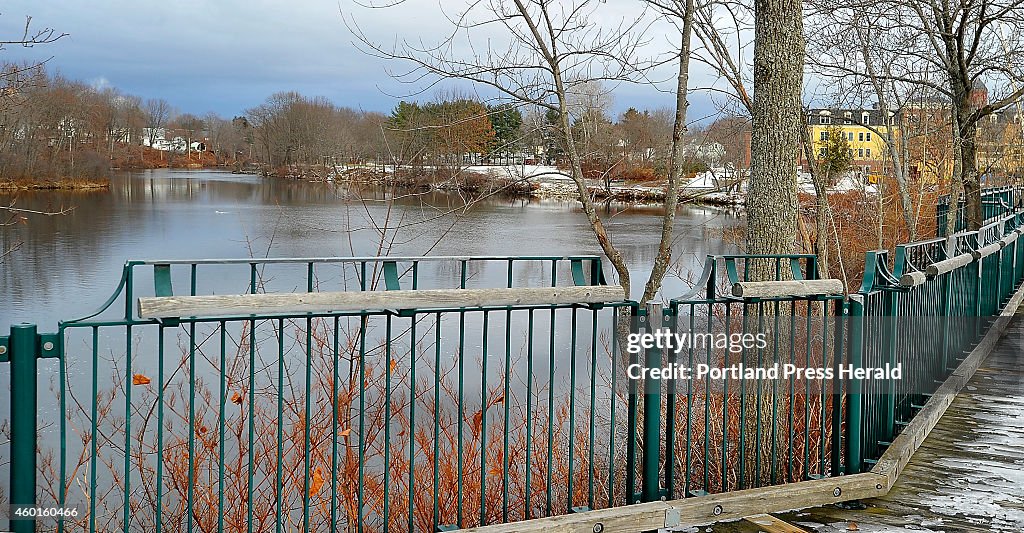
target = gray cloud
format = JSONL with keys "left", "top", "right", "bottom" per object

{"left": 0, "top": 0, "right": 713, "bottom": 118}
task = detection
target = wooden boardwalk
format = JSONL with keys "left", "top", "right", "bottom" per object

{"left": 694, "top": 310, "right": 1024, "bottom": 533}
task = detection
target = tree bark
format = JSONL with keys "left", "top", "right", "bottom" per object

{"left": 746, "top": 0, "right": 803, "bottom": 279}
{"left": 641, "top": 1, "right": 694, "bottom": 304}
{"left": 960, "top": 120, "right": 983, "bottom": 229}
{"left": 744, "top": 0, "right": 805, "bottom": 487}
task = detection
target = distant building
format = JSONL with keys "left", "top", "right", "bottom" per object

{"left": 804, "top": 108, "right": 900, "bottom": 177}
{"left": 681, "top": 140, "right": 725, "bottom": 166}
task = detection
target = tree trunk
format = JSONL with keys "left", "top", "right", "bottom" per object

{"left": 744, "top": 0, "right": 804, "bottom": 487}
{"left": 555, "top": 93, "right": 631, "bottom": 298}
{"left": 641, "top": 2, "right": 694, "bottom": 304}
{"left": 960, "top": 120, "right": 982, "bottom": 230}
{"left": 746, "top": 0, "right": 803, "bottom": 279}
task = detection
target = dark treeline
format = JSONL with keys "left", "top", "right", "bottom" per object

{"left": 0, "top": 63, "right": 744, "bottom": 184}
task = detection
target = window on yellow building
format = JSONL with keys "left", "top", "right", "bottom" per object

{"left": 866, "top": 148, "right": 871, "bottom": 157}
{"left": 858, "top": 132, "right": 864, "bottom": 141}
{"left": 858, "top": 148, "right": 864, "bottom": 157}
{"left": 820, "top": 130, "right": 828, "bottom": 141}
{"left": 866, "top": 132, "right": 872, "bottom": 141}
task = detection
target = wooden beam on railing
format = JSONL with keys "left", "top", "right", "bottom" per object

{"left": 458, "top": 472, "right": 888, "bottom": 533}
{"left": 138, "top": 285, "right": 626, "bottom": 319}
{"left": 926, "top": 253, "right": 974, "bottom": 277}
{"left": 972, "top": 242, "right": 1002, "bottom": 260}
{"left": 899, "top": 271, "right": 927, "bottom": 287}
{"left": 730, "top": 279, "right": 844, "bottom": 298}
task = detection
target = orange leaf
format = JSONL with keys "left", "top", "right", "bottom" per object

{"left": 310, "top": 467, "right": 325, "bottom": 496}
{"left": 848, "top": 523, "right": 859, "bottom": 531}
{"left": 489, "top": 394, "right": 505, "bottom": 407}
{"left": 471, "top": 410, "right": 483, "bottom": 437}
{"left": 339, "top": 428, "right": 352, "bottom": 438}
{"left": 389, "top": 359, "right": 397, "bottom": 374}
{"left": 132, "top": 374, "right": 151, "bottom": 386}
{"left": 230, "top": 392, "right": 243, "bottom": 405}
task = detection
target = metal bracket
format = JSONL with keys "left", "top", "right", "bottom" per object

{"left": 38, "top": 333, "right": 62, "bottom": 359}
{"left": 664, "top": 507, "right": 682, "bottom": 528}
{"left": 1, "top": 332, "right": 65, "bottom": 361}
{"left": 382, "top": 261, "right": 401, "bottom": 291}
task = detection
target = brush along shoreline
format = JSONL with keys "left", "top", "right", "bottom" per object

{"left": 307, "top": 165, "right": 747, "bottom": 206}
{"left": 0, "top": 178, "right": 111, "bottom": 191}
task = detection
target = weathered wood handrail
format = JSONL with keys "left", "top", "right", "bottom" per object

{"left": 137, "top": 285, "right": 626, "bottom": 319}
{"left": 972, "top": 241, "right": 1002, "bottom": 260}
{"left": 926, "top": 252, "right": 974, "bottom": 277}
{"left": 899, "top": 271, "right": 927, "bottom": 287}
{"left": 731, "top": 279, "right": 844, "bottom": 298}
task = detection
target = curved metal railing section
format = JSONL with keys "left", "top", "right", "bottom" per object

{"left": 937, "top": 185, "right": 1024, "bottom": 235}
{"left": 848, "top": 209, "right": 1024, "bottom": 474}
{"left": 41, "top": 254, "right": 653, "bottom": 533}
{"left": 61, "top": 255, "right": 609, "bottom": 326}
{"left": 892, "top": 237, "right": 946, "bottom": 280}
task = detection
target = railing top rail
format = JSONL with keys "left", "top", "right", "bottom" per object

{"left": 131, "top": 254, "right": 603, "bottom": 266}
{"left": 61, "top": 254, "right": 612, "bottom": 327}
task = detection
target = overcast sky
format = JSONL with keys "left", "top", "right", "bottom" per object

{"left": 0, "top": 1, "right": 726, "bottom": 120}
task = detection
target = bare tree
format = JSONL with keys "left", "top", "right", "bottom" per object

{"left": 144, "top": 98, "right": 173, "bottom": 148}
{"left": 349, "top": 0, "right": 699, "bottom": 301}
{"left": 812, "top": 0, "right": 1024, "bottom": 230}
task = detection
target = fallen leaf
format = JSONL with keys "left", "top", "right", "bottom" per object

{"left": 132, "top": 374, "right": 151, "bottom": 386}
{"left": 230, "top": 392, "right": 243, "bottom": 405}
{"left": 848, "top": 522, "right": 859, "bottom": 531}
{"left": 471, "top": 410, "right": 483, "bottom": 437}
{"left": 310, "top": 467, "right": 325, "bottom": 496}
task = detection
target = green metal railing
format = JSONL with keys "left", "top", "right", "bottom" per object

{"left": 936, "top": 185, "right": 1022, "bottom": 235}
{"left": 5, "top": 194, "right": 1024, "bottom": 532}
{"left": 662, "top": 255, "right": 846, "bottom": 498}
{"left": 847, "top": 209, "right": 1024, "bottom": 474}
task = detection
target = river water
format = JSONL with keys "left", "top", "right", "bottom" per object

{"left": 1, "top": 169, "right": 744, "bottom": 528}
{"left": 2, "top": 168, "right": 739, "bottom": 329}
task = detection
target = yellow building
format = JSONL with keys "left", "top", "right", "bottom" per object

{"left": 805, "top": 108, "right": 900, "bottom": 176}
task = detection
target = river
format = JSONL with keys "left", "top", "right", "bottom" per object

{"left": 1, "top": 168, "right": 740, "bottom": 329}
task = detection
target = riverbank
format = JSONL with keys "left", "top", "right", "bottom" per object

{"left": 326, "top": 165, "right": 746, "bottom": 207}
{"left": 0, "top": 178, "right": 111, "bottom": 191}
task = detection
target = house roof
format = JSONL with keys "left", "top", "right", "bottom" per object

{"left": 806, "top": 108, "right": 900, "bottom": 126}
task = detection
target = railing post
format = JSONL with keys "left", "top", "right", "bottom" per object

{"left": 882, "top": 291, "right": 897, "bottom": 443}
{"left": 641, "top": 302, "right": 663, "bottom": 503}
{"left": 845, "top": 297, "right": 864, "bottom": 475}
{"left": 9, "top": 323, "right": 39, "bottom": 533}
